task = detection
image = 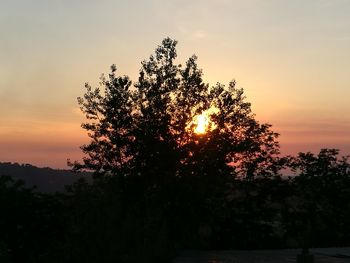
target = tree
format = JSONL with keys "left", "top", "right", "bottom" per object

{"left": 73, "top": 37, "right": 282, "bottom": 179}
{"left": 69, "top": 39, "right": 285, "bottom": 258}
{"left": 288, "top": 149, "right": 350, "bottom": 247}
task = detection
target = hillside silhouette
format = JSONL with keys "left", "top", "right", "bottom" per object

{"left": 0, "top": 162, "right": 90, "bottom": 192}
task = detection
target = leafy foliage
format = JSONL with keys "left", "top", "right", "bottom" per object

{"left": 74, "top": 38, "right": 282, "bottom": 179}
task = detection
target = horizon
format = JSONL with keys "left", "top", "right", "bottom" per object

{"left": 1, "top": 0, "right": 350, "bottom": 168}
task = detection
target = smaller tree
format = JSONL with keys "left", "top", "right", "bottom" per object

{"left": 287, "top": 149, "right": 350, "bottom": 248}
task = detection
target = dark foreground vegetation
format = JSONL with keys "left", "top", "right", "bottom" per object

{"left": 1, "top": 39, "right": 349, "bottom": 262}
{"left": 1, "top": 150, "right": 350, "bottom": 263}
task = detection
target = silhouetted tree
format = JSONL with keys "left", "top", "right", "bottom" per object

{"left": 288, "top": 149, "right": 350, "bottom": 247}
{"left": 68, "top": 38, "right": 285, "bottom": 260}
{"left": 74, "top": 38, "right": 282, "bottom": 179}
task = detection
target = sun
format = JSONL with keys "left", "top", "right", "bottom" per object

{"left": 186, "top": 107, "right": 219, "bottom": 135}
{"left": 194, "top": 114, "right": 209, "bottom": 134}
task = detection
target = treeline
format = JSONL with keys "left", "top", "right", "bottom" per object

{"left": 1, "top": 149, "right": 350, "bottom": 263}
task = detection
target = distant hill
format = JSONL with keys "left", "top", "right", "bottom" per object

{"left": 0, "top": 162, "right": 91, "bottom": 192}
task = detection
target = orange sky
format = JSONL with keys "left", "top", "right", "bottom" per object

{"left": 1, "top": 0, "right": 350, "bottom": 168}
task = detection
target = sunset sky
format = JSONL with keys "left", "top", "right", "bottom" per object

{"left": 1, "top": 0, "right": 350, "bottom": 168}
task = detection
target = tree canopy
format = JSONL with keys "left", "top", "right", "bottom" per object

{"left": 74, "top": 37, "right": 282, "bottom": 179}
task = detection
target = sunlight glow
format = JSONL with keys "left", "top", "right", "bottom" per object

{"left": 191, "top": 107, "right": 219, "bottom": 135}
{"left": 194, "top": 114, "right": 209, "bottom": 134}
